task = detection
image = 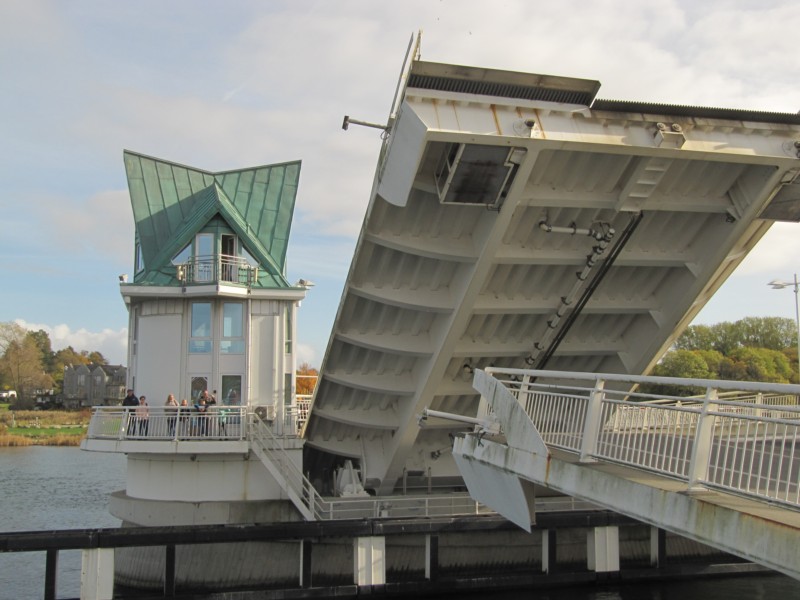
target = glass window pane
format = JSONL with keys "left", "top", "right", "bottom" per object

{"left": 191, "top": 377, "right": 207, "bottom": 403}
{"left": 223, "top": 303, "right": 243, "bottom": 337}
{"left": 285, "top": 308, "right": 292, "bottom": 354}
{"left": 171, "top": 243, "right": 191, "bottom": 265}
{"left": 221, "top": 375, "right": 242, "bottom": 406}
{"left": 240, "top": 245, "right": 258, "bottom": 267}
{"left": 191, "top": 303, "right": 211, "bottom": 338}
{"left": 189, "top": 340, "right": 212, "bottom": 353}
{"left": 220, "top": 340, "right": 244, "bottom": 354}
{"left": 195, "top": 233, "right": 213, "bottom": 258}
{"left": 136, "top": 244, "right": 144, "bottom": 273}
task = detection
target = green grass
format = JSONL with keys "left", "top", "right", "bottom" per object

{"left": 0, "top": 403, "right": 9, "bottom": 412}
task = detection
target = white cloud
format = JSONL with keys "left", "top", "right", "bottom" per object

{"left": 2, "top": 0, "right": 798, "bottom": 365}
{"left": 295, "top": 343, "right": 317, "bottom": 368}
{"left": 15, "top": 319, "right": 128, "bottom": 366}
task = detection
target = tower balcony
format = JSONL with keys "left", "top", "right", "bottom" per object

{"left": 81, "top": 406, "right": 304, "bottom": 455}
{"left": 176, "top": 255, "right": 259, "bottom": 287}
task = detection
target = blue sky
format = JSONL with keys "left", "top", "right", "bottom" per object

{"left": 1, "top": 0, "right": 799, "bottom": 366}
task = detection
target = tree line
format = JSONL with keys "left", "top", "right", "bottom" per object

{"left": 0, "top": 322, "right": 107, "bottom": 404}
{"left": 644, "top": 316, "right": 798, "bottom": 395}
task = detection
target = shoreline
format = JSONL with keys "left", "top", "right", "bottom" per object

{"left": 0, "top": 434, "right": 83, "bottom": 447}
{"left": 1, "top": 406, "right": 89, "bottom": 447}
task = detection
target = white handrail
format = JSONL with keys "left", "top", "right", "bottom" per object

{"left": 481, "top": 368, "right": 800, "bottom": 509}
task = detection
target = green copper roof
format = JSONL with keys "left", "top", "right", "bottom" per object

{"left": 123, "top": 151, "right": 300, "bottom": 288}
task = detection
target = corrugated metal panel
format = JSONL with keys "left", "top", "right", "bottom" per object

{"left": 408, "top": 60, "right": 601, "bottom": 106}
{"left": 592, "top": 99, "right": 800, "bottom": 125}
{"left": 408, "top": 73, "right": 597, "bottom": 106}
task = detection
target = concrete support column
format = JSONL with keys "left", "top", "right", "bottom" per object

{"left": 425, "top": 534, "right": 439, "bottom": 580}
{"left": 650, "top": 526, "right": 666, "bottom": 567}
{"left": 300, "top": 539, "right": 312, "bottom": 588}
{"left": 354, "top": 536, "right": 385, "bottom": 586}
{"left": 587, "top": 526, "right": 619, "bottom": 573}
{"left": 541, "top": 529, "right": 557, "bottom": 573}
{"left": 80, "top": 548, "right": 114, "bottom": 600}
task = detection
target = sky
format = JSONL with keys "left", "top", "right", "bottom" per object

{"left": 1, "top": 0, "right": 799, "bottom": 367}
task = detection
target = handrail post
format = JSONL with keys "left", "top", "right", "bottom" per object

{"left": 164, "top": 544, "right": 176, "bottom": 597}
{"left": 118, "top": 409, "right": 127, "bottom": 440}
{"left": 687, "top": 386, "right": 718, "bottom": 490}
{"left": 579, "top": 378, "right": 606, "bottom": 462}
{"left": 44, "top": 548, "right": 58, "bottom": 600}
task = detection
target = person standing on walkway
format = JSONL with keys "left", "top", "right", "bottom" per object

{"left": 179, "top": 399, "right": 190, "bottom": 437}
{"left": 165, "top": 394, "right": 178, "bottom": 437}
{"left": 123, "top": 389, "right": 138, "bottom": 436}
{"left": 136, "top": 396, "right": 150, "bottom": 437}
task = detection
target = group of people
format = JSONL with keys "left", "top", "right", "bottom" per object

{"left": 122, "top": 389, "right": 229, "bottom": 438}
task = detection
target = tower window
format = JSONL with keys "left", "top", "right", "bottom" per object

{"left": 189, "top": 302, "right": 212, "bottom": 353}
{"left": 221, "top": 302, "right": 244, "bottom": 354}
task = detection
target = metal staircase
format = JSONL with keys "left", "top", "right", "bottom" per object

{"left": 249, "top": 414, "right": 327, "bottom": 520}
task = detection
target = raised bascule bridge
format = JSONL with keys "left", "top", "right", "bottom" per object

{"left": 76, "top": 46, "right": 800, "bottom": 595}
{"left": 303, "top": 54, "right": 800, "bottom": 494}
{"left": 300, "top": 51, "right": 800, "bottom": 576}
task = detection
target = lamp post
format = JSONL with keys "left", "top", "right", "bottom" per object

{"left": 768, "top": 274, "right": 800, "bottom": 383}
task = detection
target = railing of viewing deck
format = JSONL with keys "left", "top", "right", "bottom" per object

{"left": 481, "top": 369, "right": 800, "bottom": 509}
{"left": 85, "top": 406, "right": 496, "bottom": 521}
{"left": 86, "top": 406, "right": 248, "bottom": 441}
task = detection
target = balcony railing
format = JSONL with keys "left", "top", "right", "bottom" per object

{"left": 176, "top": 255, "right": 259, "bottom": 286}
{"left": 86, "top": 406, "right": 248, "bottom": 441}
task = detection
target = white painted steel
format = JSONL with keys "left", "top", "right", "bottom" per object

{"left": 456, "top": 370, "right": 800, "bottom": 579}
{"left": 80, "top": 548, "right": 114, "bottom": 600}
{"left": 305, "top": 55, "right": 800, "bottom": 496}
{"left": 482, "top": 368, "right": 800, "bottom": 508}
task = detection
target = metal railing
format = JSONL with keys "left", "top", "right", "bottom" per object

{"left": 248, "top": 412, "right": 328, "bottom": 520}
{"left": 482, "top": 368, "right": 800, "bottom": 509}
{"left": 296, "top": 395, "right": 311, "bottom": 430}
{"left": 86, "top": 407, "right": 493, "bottom": 521}
{"left": 86, "top": 406, "right": 247, "bottom": 441}
{"left": 175, "top": 254, "right": 259, "bottom": 286}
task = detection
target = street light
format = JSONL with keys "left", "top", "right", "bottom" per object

{"left": 768, "top": 274, "right": 800, "bottom": 383}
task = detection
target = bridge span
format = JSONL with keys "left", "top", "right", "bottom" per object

{"left": 304, "top": 44, "right": 800, "bottom": 498}
{"left": 445, "top": 368, "right": 800, "bottom": 579}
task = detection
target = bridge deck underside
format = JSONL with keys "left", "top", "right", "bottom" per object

{"left": 303, "top": 59, "right": 800, "bottom": 494}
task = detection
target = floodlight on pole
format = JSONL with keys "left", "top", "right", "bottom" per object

{"left": 768, "top": 274, "right": 800, "bottom": 383}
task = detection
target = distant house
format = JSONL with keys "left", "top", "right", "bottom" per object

{"left": 62, "top": 364, "right": 127, "bottom": 408}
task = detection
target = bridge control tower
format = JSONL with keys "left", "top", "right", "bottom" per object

{"left": 95, "top": 152, "right": 310, "bottom": 524}
{"left": 304, "top": 49, "right": 800, "bottom": 496}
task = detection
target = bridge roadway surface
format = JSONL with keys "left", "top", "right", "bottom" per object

{"left": 452, "top": 370, "right": 800, "bottom": 581}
